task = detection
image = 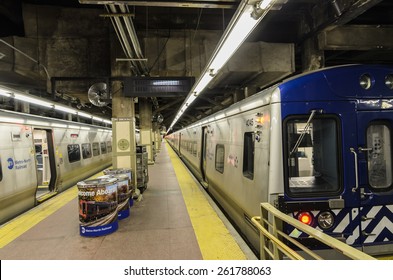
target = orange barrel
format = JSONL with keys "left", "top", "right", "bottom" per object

{"left": 99, "top": 174, "right": 130, "bottom": 220}
{"left": 77, "top": 177, "right": 118, "bottom": 237}
{"left": 104, "top": 168, "right": 134, "bottom": 207}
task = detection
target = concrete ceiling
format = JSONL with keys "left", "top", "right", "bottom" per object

{"left": 1, "top": 0, "right": 393, "bottom": 131}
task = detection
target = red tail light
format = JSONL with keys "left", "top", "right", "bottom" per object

{"left": 298, "top": 212, "right": 313, "bottom": 225}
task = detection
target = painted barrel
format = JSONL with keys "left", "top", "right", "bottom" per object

{"left": 104, "top": 168, "right": 134, "bottom": 207}
{"left": 99, "top": 174, "right": 131, "bottom": 220}
{"left": 77, "top": 178, "right": 118, "bottom": 237}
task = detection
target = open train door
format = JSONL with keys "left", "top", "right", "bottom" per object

{"left": 33, "top": 129, "right": 57, "bottom": 203}
{"left": 353, "top": 111, "right": 393, "bottom": 254}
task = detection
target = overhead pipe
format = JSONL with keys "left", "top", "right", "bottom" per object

{"left": 330, "top": 0, "right": 342, "bottom": 17}
{"left": 118, "top": 5, "right": 148, "bottom": 74}
{"left": 106, "top": 4, "right": 141, "bottom": 75}
{"left": 106, "top": 4, "right": 148, "bottom": 75}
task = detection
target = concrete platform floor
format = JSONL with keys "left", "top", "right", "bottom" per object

{"left": 0, "top": 142, "right": 255, "bottom": 260}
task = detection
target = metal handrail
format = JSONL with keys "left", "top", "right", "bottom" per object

{"left": 251, "top": 202, "right": 376, "bottom": 260}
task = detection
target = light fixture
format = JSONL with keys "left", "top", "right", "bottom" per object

{"left": 168, "top": 0, "right": 277, "bottom": 132}
{"left": 54, "top": 104, "right": 77, "bottom": 114}
{"left": 92, "top": 116, "right": 103, "bottom": 122}
{"left": 0, "top": 88, "right": 12, "bottom": 97}
{"left": 0, "top": 117, "right": 24, "bottom": 124}
{"left": 259, "top": 0, "right": 273, "bottom": 9}
{"left": 14, "top": 93, "right": 54, "bottom": 108}
{"left": 0, "top": 85, "right": 112, "bottom": 127}
{"left": 68, "top": 125, "right": 81, "bottom": 130}
{"left": 77, "top": 111, "right": 93, "bottom": 119}
{"left": 385, "top": 74, "right": 393, "bottom": 90}
{"left": 317, "top": 211, "right": 335, "bottom": 230}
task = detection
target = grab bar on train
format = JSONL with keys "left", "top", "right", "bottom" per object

{"left": 350, "top": 147, "right": 359, "bottom": 193}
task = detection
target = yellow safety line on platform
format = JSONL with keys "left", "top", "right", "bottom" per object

{"left": 166, "top": 142, "right": 247, "bottom": 260}
{"left": 0, "top": 172, "right": 104, "bottom": 249}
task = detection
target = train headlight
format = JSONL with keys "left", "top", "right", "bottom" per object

{"left": 297, "top": 212, "right": 313, "bottom": 225}
{"left": 317, "top": 211, "right": 335, "bottom": 230}
{"left": 359, "top": 74, "right": 373, "bottom": 90}
{"left": 385, "top": 74, "right": 393, "bottom": 90}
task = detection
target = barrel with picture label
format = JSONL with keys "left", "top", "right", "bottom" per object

{"left": 77, "top": 178, "right": 118, "bottom": 237}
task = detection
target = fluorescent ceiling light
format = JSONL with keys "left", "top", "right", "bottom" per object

{"left": 193, "top": 73, "right": 214, "bottom": 96}
{"left": 54, "top": 104, "right": 77, "bottom": 114}
{"left": 51, "top": 123, "right": 68, "bottom": 128}
{"left": 0, "top": 89, "right": 11, "bottom": 97}
{"left": 168, "top": 0, "right": 276, "bottom": 132}
{"left": 26, "top": 120, "right": 50, "bottom": 126}
{"left": 77, "top": 111, "right": 92, "bottom": 119}
{"left": 68, "top": 125, "right": 80, "bottom": 130}
{"left": 14, "top": 93, "right": 54, "bottom": 108}
{"left": 260, "top": 0, "right": 273, "bottom": 9}
{"left": 209, "top": 7, "right": 258, "bottom": 73}
{"left": 0, "top": 117, "right": 24, "bottom": 124}
{"left": 0, "top": 85, "right": 111, "bottom": 128}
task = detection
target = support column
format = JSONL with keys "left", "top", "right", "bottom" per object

{"left": 152, "top": 122, "right": 161, "bottom": 153}
{"left": 139, "top": 98, "right": 154, "bottom": 164}
{"left": 111, "top": 80, "right": 137, "bottom": 188}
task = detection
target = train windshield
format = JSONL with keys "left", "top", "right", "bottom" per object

{"left": 285, "top": 116, "right": 341, "bottom": 195}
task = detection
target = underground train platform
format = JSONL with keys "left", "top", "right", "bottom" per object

{"left": 0, "top": 141, "right": 256, "bottom": 260}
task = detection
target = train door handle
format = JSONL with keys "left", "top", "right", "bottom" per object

{"left": 360, "top": 188, "right": 374, "bottom": 199}
{"left": 350, "top": 147, "right": 359, "bottom": 192}
{"left": 359, "top": 147, "right": 372, "bottom": 153}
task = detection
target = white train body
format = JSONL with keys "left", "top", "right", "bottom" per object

{"left": 167, "top": 65, "right": 393, "bottom": 255}
{"left": 0, "top": 109, "right": 112, "bottom": 224}
{"left": 168, "top": 86, "right": 281, "bottom": 248}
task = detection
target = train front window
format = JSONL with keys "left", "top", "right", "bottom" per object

{"left": 367, "top": 123, "right": 392, "bottom": 189}
{"left": 285, "top": 116, "right": 341, "bottom": 195}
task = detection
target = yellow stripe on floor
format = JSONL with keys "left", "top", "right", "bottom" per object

{"left": 0, "top": 171, "right": 105, "bottom": 249}
{"left": 166, "top": 142, "right": 247, "bottom": 260}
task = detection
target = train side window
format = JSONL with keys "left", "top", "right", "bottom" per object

{"left": 193, "top": 141, "right": 197, "bottom": 157}
{"left": 107, "top": 141, "right": 112, "bottom": 153}
{"left": 82, "top": 143, "right": 92, "bottom": 159}
{"left": 367, "top": 123, "right": 393, "bottom": 189}
{"left": 243, "top": 132, "right": 254, "bottom": 180}
{"left": 92, "top": 142, "right": 100, "bottom": 156}
{"left": 100, "top": 142, "right": 107, "bottom": 154}
{"left": 215, "top": 144, "right": 225, "bottom": 174}
{"left": 285, "top": 116, "right": 341, "bottom": 196}
{"left": 67, "top": 144, "right": 81, "bottom": 163}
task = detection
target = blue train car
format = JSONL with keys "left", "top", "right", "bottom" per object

{"left": 167, "top": 64, "right": 393, "bottom": 256}
{"left": 279, "top": 65, "right": 393, "bottom": 255}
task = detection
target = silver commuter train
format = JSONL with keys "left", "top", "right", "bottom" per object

{"left": 0, "top": 109, "right": 112, "bottom": 225}
{"left": 167, "top": 64, "right": 393, "bottom": 256}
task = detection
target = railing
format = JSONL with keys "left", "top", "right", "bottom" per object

{"left": 251, "top": 202, "right": 376, "bottom": 260}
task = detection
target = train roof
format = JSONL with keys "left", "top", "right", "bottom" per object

{"left": 278, "top": 64, "right": 393, "bottom": 102}
{"left": 173, "top": 64, "right": 393, "bottom": 133}
{"left": 0, "top": 109, "right": 112, "bottom": 131}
